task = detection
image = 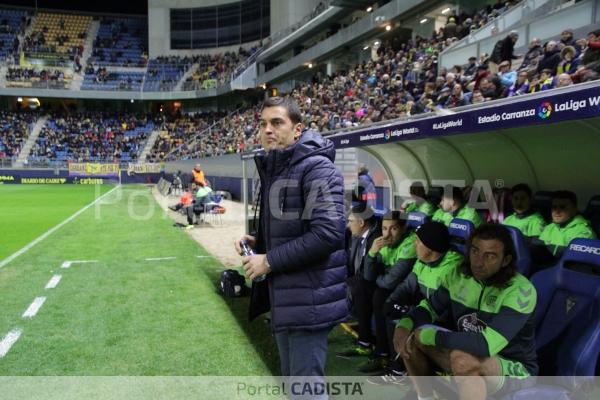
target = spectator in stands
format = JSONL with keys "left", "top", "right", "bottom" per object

{"left": 518, "top": 38, "right": 543, "bottom": 71}
{"left": 582, "top": 29, "right": 600, "bottom": 67}
{"left": 490, "top": 31, "right": 519, "bottom": 73}
{"left": 464, "top": 56, "right": 479, "bottom": 78}
{"left": 471, "top": 89, "right": 486, "bottom": 104}
{"left": 395, "top": 224, "right": 537, "bottom": 400}
{"left": 537, "top": 41, "right": 561, "bottom": 73}
{"left": 236, "top": 96, "right": 347, "bottom": 379}
{"left": 556, "top": 73, "right": 573, "bottom": 88}
{"left": 559, "top": 28, "right": 578, "bottom": 51}
{"left": 556, "top": 46, "right": 579, "bottom": 75}
{"left": 506, "top": 70, "right": 530, "bottom": 96}
{"left": 539, "top": 68, "right": 555, "bottom": 90}
{"left": 534, "top": 190, "right": 596, "bottom": 261}
{"left": 338, "top": 204, "right": 379, "bottom": 358}
{"left": 445, "top": 83, "right": 469, "bottom": 108}
{"left": 359, "top": 211, "right": 417, "bottom": 374}
{"left": 444, "top": 17, "right": 458, "bottom": 40}
{"left": 503, "top": 183, "right": 546, "bottom": 238}
{"left": 402, "top": 181, "right": 437, "bottom": 216}
{"left": 356, "top": 164, "right": 377, "bottom": 208}
{"left": 497, "top": 60, "right": 517, "bottom": 88}
{"left": 191, "top": 163, "right": 207, "bottom": 186}
{"left": 432, "top": 185, "right": 483, "bottom": 227}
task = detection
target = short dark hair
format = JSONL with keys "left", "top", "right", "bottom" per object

{"left": 350, "top": 203, "right": 377, "bottom": 225}
{"left": 511, "top": 183, "right": 532, "bottom": 198}
{"left": 263, "top": 97, "right": 303, "bottom": 124}
{"left": 461, "top": 223, "right": 517, "bottom": 287}
{"left": 443, "top": 185, "right": 464, "bottom": 204}
{"left": 552, "top": 190, "right": 578, "bottom": 207}
{"left": 383, "top": 210, "right": 407, "bottom": 227}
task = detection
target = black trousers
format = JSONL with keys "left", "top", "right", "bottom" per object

{"left": 351, "top": 277, "right": 377, "bottom": 345}
{"left": 373, "top": 287, "right": 393, "bottom": 356}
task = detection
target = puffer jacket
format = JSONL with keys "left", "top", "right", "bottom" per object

{"left": 250, "top": 129, "right": 349, "bottom": 332}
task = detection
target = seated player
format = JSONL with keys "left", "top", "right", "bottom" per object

{"left": 395, "top": 224, "right": 537, "bottom": 400}
{"left": 369, "top": 222, "right": 462, "bottom": 383}
{"left": 532, "top": 190, "right": 596, "bottom": 264}
{"left": 402, "top": 182, "right": 437, "bottom": 216}
{"left": 358, "top": 210, "right": 417, "bottom": 374}
{"left": 432, "top": 186, "right": 483, "bottom": 227}
{"left": 502, "top": 183, "right": 546, "bottom": 239}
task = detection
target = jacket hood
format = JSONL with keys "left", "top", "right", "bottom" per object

{"left": 288, "top": 128, "right": 336, "bottom": 166}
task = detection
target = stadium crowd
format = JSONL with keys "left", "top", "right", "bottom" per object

{"left": 0, "top": 110, "right": 37, "bottom": 159}
{"left": 29, "top": 112, "right": 160, "bottom": 164}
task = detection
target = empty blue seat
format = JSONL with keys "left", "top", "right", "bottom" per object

{"left": 448, "top": 218, "right": 475, "bottom": 255}
{"left": 584, "top": 195, "right": 600, "bottom": 237}
{"left": 506, "top": 238, "right": 600, "bottom": 399}
{"left": 504, "top": 225, "right": 533, "bottom": 276}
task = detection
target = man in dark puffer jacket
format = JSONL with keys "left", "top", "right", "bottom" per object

{"left": 236, "top": 96, "right": 349, "bottom": 378}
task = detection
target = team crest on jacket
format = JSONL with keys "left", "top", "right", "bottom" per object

{"left": 458, "top": 312, "right": 487, "bottom": 333}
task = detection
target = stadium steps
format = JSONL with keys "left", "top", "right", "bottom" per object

{"left": 0, "top": 65, "right": 7, "bottom": 88}
{"left": 71, "top": 19, "right": 100, "bottom": 91}
{"left": 138, "top": 130, "right": 162, "bottom": 162}
{"left": 174, "top": 62, "right": 199, "bottom": 91}
{"left": 14, "top": 115, "right": 48, "bottom": 167}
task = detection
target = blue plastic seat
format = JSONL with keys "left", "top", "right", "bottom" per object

{"left": 406, "top": 211, "right": 429, "bottom": 229}
{"left": 504, "top": 225, "right": 533, "bottom": 276}
{"left": 448, "top": 218, "right": 475, "bottom": 255}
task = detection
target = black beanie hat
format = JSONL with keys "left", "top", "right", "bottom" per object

{"left": 416, "top": 221, "right": 450, "bottom": 253}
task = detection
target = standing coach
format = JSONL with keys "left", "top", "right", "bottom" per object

{"left": 235, "top": 96, "right": 348, "bottom": 378}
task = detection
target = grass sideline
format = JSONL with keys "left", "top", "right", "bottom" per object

{"left": 0, "top": 184, "right": 367, "bottom": 377}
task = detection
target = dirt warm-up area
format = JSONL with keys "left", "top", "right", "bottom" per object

{"left": 153, "top": 187, "right": 248, "bottom": 268}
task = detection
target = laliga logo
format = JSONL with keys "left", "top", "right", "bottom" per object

{"left": 537, "top": 101, "right": 552, "bottom": 119}
{"left": 384, "top": 130, "right": 391, "bottom": 140}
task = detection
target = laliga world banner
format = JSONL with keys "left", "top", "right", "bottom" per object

{"left": 327, "top": 85, "right": 600, "bottom": 149}
{"left": 68, "top": 163, "right": 120, "bottom": 177}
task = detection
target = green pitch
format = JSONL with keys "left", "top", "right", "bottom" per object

{"left": 0, "top": 184, "right": 363, "bottom": 377}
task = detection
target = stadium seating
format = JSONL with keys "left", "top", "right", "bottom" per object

{"left": 406, "top": 211, "right": 429, "bottom": 229}
{"left": 87, "top": 17, "right": 147, "bottom": 68}
{"left": 584, "top": 195, "right": 600, "bottom": 237}
{"left": 504, "top": 225, "right": 533, "bottom": 276}
{"left": 29, "top": 113, "right": 157, "bottom": 164}
{"left": 518, "top": 238, "right": 600, "bottom": 398}
{"left": 0, "top": 8, "right": 26, "bottom": 62}
{"left": 448, "top": 218, "right": 475, "bottom": 255}
{"left": 24, "top": 12, "right": 90, "bottom": 59}
{"left": 0, "top": 111, "right": 36, "bottom": 159}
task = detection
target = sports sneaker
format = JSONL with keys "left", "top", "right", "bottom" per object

{"left": 336, "top": 345, "right": 372, "bottom": 358}
{"left": 366, "top": 371, "right": 407, "bottom": 385}
{"left": 358, "top": 356, "right": 388, "bottom": 374}
{"left": 185, "top": 224, "right": 195, "bottom": 230}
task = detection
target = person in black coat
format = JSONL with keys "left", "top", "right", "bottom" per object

{"left": 236, "top": 97, "right": 348, "bottom": 379}
{"left": 490, "top": 31, "right": 519, "bottom": 73}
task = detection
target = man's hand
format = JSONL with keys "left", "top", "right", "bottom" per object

{"left": 393, "top": 326, "right": 413, "bottom": 360}
{"left": 242, "top": 254, "right": 271, "bottom": 280}
{"left": 369, "top": 236, "right": 389, "bottom": 255}
{"left": 234, "top": 235, "right": 256, "bottom": 255}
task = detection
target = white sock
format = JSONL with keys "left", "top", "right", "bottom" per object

{"left": 417, "top": 396, "right": 434, "bottom": 400}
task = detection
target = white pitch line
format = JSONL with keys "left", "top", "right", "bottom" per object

{"left": 45, "top": 275, "right": 62, "bottom": 289}
{"left": 22, "top": 297, "right": 47, "bottom": 318}
{"left": 0, "top": 185, "right": 120, "bottom": 269}
{"left": 145, "top": 257, "right": 177, "bottom": 261}
{"left": 61, "top": 260, "right": 98, "bottom": 269}
{"left": 196, "top": 255, "right": 213, "bottom": 258}
{"left": 0, "top": 329, "right": 22, "bottom": 358}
